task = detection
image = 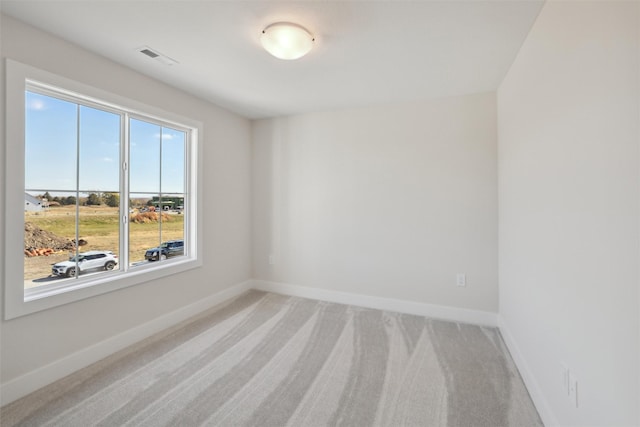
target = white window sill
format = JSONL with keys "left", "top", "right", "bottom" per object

{"left": 8, "top": 258, "right": 203, "bottom": 318}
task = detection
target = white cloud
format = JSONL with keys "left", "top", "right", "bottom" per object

{"left": 153, "top": 133, "right": 182, "bottom": 141}
{"left": 102, "top": 157, "right": 114, "bottom": 163}
{"left": 27, "top": 99, "right": 47, "bottom": 111}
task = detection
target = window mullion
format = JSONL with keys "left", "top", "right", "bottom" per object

{"left": 183, "top": 130, "right": 190, "bottom": 257}
{"left": 121, "top": 113, "right": 130, "bottom": 271}
{"left": 74, "top": 103, "right": 81, "bottom": 278}
{"left": 158, "top": 127, "right": 163, "bottom": 247}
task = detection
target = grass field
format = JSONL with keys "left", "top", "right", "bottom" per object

{"left": 24, "top": 205, "right": 184, "bottom": 285}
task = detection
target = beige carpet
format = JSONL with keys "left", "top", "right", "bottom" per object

{"left": 1, "top": 291, "right": 542, "bottom": 426}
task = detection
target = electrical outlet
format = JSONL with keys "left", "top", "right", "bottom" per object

{"left": 268, "top": 254, "right": 275, "bottom": 265}
{"left": 456, "top": 273, "right": 466, "bottom": 287}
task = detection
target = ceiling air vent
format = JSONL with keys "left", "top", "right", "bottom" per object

{"left": 140, "top": 48, "right": 159, "bottom": 58}
{"left": 136, "top": 46, "right": 178, "bottom": 66}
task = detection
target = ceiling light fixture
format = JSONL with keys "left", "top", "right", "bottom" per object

{"left": 261, "top": 22, "right": 314, "bottom": 60}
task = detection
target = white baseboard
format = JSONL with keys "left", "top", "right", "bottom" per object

{"left": 0, "top": 280, "right": 253, "bottom": 406}
{"left": 498, "top": 315, "right": 558, "bottom": 427}
{"left": 251, "top": 280, "right": 498, "bottom": 327}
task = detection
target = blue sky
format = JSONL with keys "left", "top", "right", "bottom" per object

{"left": 25, "top": 91, "right": 185, "bottom": 198}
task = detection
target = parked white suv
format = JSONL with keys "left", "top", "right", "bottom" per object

{"left": 51, "top": 251, "right": 118, "bottom": 278}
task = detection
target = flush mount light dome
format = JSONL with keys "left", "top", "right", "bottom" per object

{"left": 261, "top": 22, "right": 314, "bottom": 60}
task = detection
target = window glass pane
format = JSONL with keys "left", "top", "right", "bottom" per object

{"left": 161, "top": 127, "right": 186, "bottom": 260}
{"left": 79, "top": 105, "right": 120, "bottom": 194}
{"left": 129, "top": 118, "right": 161, "bottom": 265}
{"left": 129, "top": 118, "right": 160, "bottom": 194}
{"left": 154, "top": 195, "right": 185, "bottom": 260}
{"left": 129, "top": 197, "right": 185, "bottom": 265}
{"left": 129, "top": 121, "right": 186, "bottom": 266}
{"left": 129, "top": 193, "right": 162, "bottom": 264}
{"left": 25, "top": 91, "right": 77, "bottom": 191}
{"left": 25, "top": 92, "right": 79, "bottom": 288}
{"left": 161, "top": 127, "right": 185, "bottom": 193}
{"left": 78, "top": 106, "right": 121, "bottom": 276}
{"left": 24, "top": 191, "right": 77, "bottom": 288}
{"left": 77, "top": 191, "right": 121, "bottom": 276}
{"left": 24, "top": 195, "right": 122, "bottom": 284}
{"left": 24, "top": 95, "right": 122, "bottom": 287}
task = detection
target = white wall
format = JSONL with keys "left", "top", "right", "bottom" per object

{"left": 0, "top": 15, "right": 252, "bottom": 391}
{"left": 498, "top": 2, "right": 639, "bottom": 426}
{"left": 253, "top": 93, "right": 498, "bottom": 314}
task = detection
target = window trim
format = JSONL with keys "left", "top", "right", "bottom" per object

{"left": 4, "top": 59, "right": 203, "bottom": 320}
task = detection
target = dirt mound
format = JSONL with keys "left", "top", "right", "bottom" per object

{"left": 24, "top": 222, "right": 75, "bottom": 251}
{"left": 130, "top": 212, "right": 171, "bottom": 224}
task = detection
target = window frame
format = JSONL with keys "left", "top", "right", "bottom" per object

{"left": 4, "top": 59, "right": 203, "bottom": 320}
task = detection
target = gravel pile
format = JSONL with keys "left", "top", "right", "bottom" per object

{"left": 24, "top": 222, "right": 75, "bottom": 251}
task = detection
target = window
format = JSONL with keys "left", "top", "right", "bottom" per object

{"left": 5, "top": 60, "right": 202, "bottom": 319}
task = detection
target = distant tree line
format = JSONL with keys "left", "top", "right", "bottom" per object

{"left": 39, "top": 191, "right": 120, "bottom": 207}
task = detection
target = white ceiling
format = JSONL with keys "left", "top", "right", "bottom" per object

{"left": 1, "top": 1, "right": 544, "bottom": 119}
